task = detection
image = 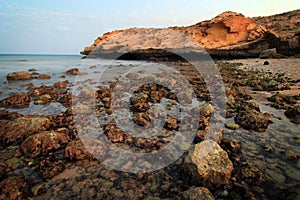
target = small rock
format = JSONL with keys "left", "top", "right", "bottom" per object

{"left": 28, "top": 68, "right": 37, "bottom": 72}
{"left": 164, "top": 116, "right": 179, "bottom": 130}
{"left": 126, "top": 72, "right": 139, "bottom": 79}
{"left": 66, "top": 68, "right": 79, "bottom": 75}
{"left": 66, "top": 68, "right": 87, "bottom": 75}
{"left": 263, "top": 144, "right": 275, "bottom": 153}
{"left": 133, "top": 112, "right": 151, "bottom": 127}
{"left": 199, "top": 103, "right": 214, "bottom": 118}
{"left": 263, "top": 60, "right": 269, "bottom": 65}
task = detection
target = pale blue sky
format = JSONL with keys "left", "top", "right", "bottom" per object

{"left": 0, "top": 0, "right": 299, "bottom": 54}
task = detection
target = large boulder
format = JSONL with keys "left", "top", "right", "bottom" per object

{"left": 235, "top": 101, "right": 270, "bottom": 131}
{"left": 182, "top": 140, "right": 233, "bottom": 189}
{"left": 6, "top": 71, "right": 32, "bottom": 81}
{"left": 0, "top": 116, "right": 51, "bottom": 148}
{"left": 0, "top": 93, "right": 30, "bottom": 109}
{"left": 179, "top": 187, "right": 215, "bottom": 200}
{"left": 20, "top": 131, "right": 70, "bottom": 158}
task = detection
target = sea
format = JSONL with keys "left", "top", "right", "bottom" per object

{"left": 0, "top": 54, "right": 162, "bottom": 115}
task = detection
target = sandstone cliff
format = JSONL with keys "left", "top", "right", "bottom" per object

{"left": 80, "top": 10, "right": 299, "bottom": 59}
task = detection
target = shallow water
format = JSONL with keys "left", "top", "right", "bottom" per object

{"left": 225, "top": 96, "right": 300, "bottom": 189}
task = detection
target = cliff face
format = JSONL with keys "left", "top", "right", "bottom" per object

{"left": 253, "top": 9, "right": 300, "bottom": 56}
{"left": 80, "top": 10, "right": 299, "bottom": 59}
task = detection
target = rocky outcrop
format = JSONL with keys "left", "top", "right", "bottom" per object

{"left": 253, "top": 9, "right": 300, "bottom": 56}
{"left": 181, "top": 140, "right": 233, "bottom": 190}
{"left": 81, "top": 10, "right": 299, "bottom": 59}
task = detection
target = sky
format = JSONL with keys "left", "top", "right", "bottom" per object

{"left": 0, "top": 0, "right": 299, "bottom": 54}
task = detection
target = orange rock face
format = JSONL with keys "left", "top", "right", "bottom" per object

{"left": 80, "top": 10, "right": 299, "bottom": 57}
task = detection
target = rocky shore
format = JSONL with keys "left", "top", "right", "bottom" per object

{"left": 0, "top": 58, "right": 299, "bottom": 199}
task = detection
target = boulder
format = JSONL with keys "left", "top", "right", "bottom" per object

{"left": 179, "top": 187, "right": 215, "bottom": 200}
{"left": 235, "top": 101, "right": 270, "bottom": 131}
{"left": 6, "top": 71, "right": 32, "bottom": 81}
{"left": 0, "top": 93, "right": 30, "bottom": 109}
{"left": 20, "top": 131, "right": 70, "bottom": 158}
{"left": 0, "top": 116, "right": 51, "bottom": 148}
{"left": 182, "top": 140, "right": 233, "bottom": 189}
